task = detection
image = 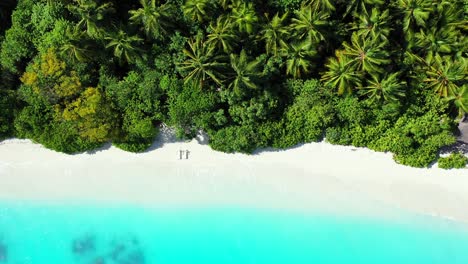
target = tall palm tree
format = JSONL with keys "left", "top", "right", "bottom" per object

{"left": 217, "top": 0, "right": 233, "bottom": 10}
{"left": 105, "top": 30, "right": 143, "bottom": 64}
{"left": 321, "top": 51, "right": 362, "bottom": 95}
{"left": 206, "top": 16, "right": 236, "bottom": 53}
{"left": 182, "top": 0, "right": 213, "bottom": 23}
{"left": 59, "top": 25, "right": 91, "bottom": 62}
{"left": 344, "top": 0, "right": 384, "bottom": 18}
{"left": 447, "top": 85, "right": 468, "bottom": 118}
{"left": 260, "top": 13, "right": 289, "bottom": 56}
{"left": 67, "top": 0, "right": 115, "bottom": 38}
{"left": 342, "top": 32, "right": 390, "bottom": 76}
{"left": 302, "top": 0, "right": 335, "bottom": 13}
{"left": 423, "top": 55, "right": 467, "bottom": 97}
{"left": 179, "top": 35, "right": 227, "bottom": 88}
{"left": 129, "top": 0, "right": 173, "bottom": 39}
{"left": 290, "top": 6, "right": 328, "bottom": 44}
{"left": 360, "top": 73, "right": 406, "bottom": 103}
{"left": 230, "top": 1, "right": 258, "bottom": 34}
{"left": 395, "top": 0, "right": 431, "bottom": 34}
{"left": 414, "top": 26, "right": 458, "bottom": 62}
{"left": 227, "top": 50, "right": 262, "bottom": 94}
{"left": 283, "top": 41, "right": 316, "bottom": 78}
{"left": 352, "top": 6, "right": 390, "bottom": 42}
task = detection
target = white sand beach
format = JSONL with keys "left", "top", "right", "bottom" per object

{"left": 0, "top": 129, "right": 468, "bottom": 224}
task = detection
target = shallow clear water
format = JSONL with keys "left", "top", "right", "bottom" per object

{"left": 1, "top": 202, "right": 468, "bottom": 264}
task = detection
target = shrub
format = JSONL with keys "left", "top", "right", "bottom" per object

{"left": 438, "top": 153, "right": 468, "bottom": 169}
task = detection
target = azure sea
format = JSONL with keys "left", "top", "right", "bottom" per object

{"left": 1, "top": 202, "right": 468, "bottom": 264}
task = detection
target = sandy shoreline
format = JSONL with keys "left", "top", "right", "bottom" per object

{"left": 1, "top": 131, "right": 468, "bottom": 224}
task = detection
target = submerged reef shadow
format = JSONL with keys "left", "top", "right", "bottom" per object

{"left": 108, "top": 235, "right": 145, "bottom": 264}
{"left": 72, "top": 234, "right": 96, "bottom": 256}
{"left": 0, "top": 239, "right": 7, "bottom": 263}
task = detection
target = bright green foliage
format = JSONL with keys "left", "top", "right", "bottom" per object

{"left": 303, "top": 0, "right": 335, "bottom": 13}
{"left": 230, "top": 1, "right": 258, "bottom": 33}
{"left": 179, "top": 35, "right": 227, "bottom": 88}
{"left": 284, "top": 41, "right": 316, "bottom": 78}
{"left": 0, "top": 0, "right": 36, "bottom": 73}
{"left": 167, "top": 81, "right": 218, "bottom": 138}
{"left": 62, "top": 87, "right": 117, "bottom": 142}
{"left": 447, "top": 85, "right": 468, "bottom": 117}
{"left": 15, "top": 49, "right": 117, "bottom": 153}
{"left": 423, "top": 55, "right": 466, "bottom": 98}
{"left": 322, "top": 51, "right": 361, "bottom": 95}
{"left": 209, "top": 125, "right": 258, "bottom": 153}
{"left": 342, "top": 32, "right": 390, "bottom": 76}
{"left": 59, "top": 24, "right": 91, "bottom": 63}
{"left": 182, "top": 0, "right": 214, "bottom": 23}
{"left": 438, "top": 152, "right": 468, "bottom": 169}
{"left": 361, "top": 73, "right": 406, "bottom": 103}
{"left": 279, "top": 79, "right": 335, "bottom": 147}
{"left": 352, "top": 6, "right": 390, "bottom": 42}
{"left": 344, "top": 0, "right": 385, "bottom": 18}
{"left": 290, "top": 6, "right": 328, "bottom": 44}
{"left": 0, "top": 88, "right": 16, "bottom": 139}
{"left": 396, "top": 0, "right": 431, "bottom": 33}
{"left": 67, "top": 0, "right": 115, "bottom": 38}
{"left": 129, "top": 0, "right": 173, "bottom": 39}
{"left": 260, "top": 13, "right": 289, "bottom": 56}
{"left": 103, "top": 70, "right": 164, "bottom": 152}
{"left": 206, "top": 17, "right": 237, "bottom": 53}
{"left": 227, "top": 50, "right": 262, "bottom": 94}
{"left": 0, "top": 0, "right": 466, "bottom": 167}
{"left": 105, "top": 30, "right": 143, "bottom": 64}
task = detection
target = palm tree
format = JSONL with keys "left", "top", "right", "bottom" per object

{"left": 290, "top": 6, "right": 328, "bottom": 44}
{"left": 342, "top": 32, "right": 390, "bottom": 76}
{"left": 59, "top": 25, "right": 91, "bottom": 62}
{"left": 302, "top": 0, "right": 335, "bottom": 13}
{"left": 105, "top": 30, "right": 143, "bottom": 64}
{"left": 283, "top": 41, "right": 316, "bottom": 78}
{"left": 182, "top": 0, "right": 213, "bottom": 23}
{"left": 344, "top": 0, "right": 384, "bottom": 18}
{"left": 230, "top": 1, "right": 258, "bottom": 34}
{"left": 179, "top": 35, "right": 227, "bottom": 88}
{"left": 447, "top": 85, "right": 468, "bottom": 118}
{"left": 67, "top": 0, "right": 115, "bottom": 38}
{"left": 129, "top": 0, "right": 173, "bottom": 40}
{"left": 227, "top": 50, "right": 262, "bottom": 94}
{"left": 321, "top": 51, "right": 362, "bottom": 95}
{"left": 260, "top": 13, "right": 289, "bottom": 56}
{"left": 206, "top": 16, "right": 236, "bottom": 53}
{"left": 395, "top": 0, "right": 431, "bottom": 34}
{"left": 352, "top": 6, "right": 390, "bottom": 42}
{"left": 423, "top": 55, "right": 466, "bottom": 97}
{"left": 360, "top": 73, "right": 406, "bottom": 103}
{"left": 414, "top": 26, "right": 458, "bottom": 62}
{"left": 217, "top": 0, "right": 233, "bottom": 10}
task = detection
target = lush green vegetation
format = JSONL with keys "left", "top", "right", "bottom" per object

{"left": 438, "top": 152, "right": 468, "bottom": 169}
{"left": 0, "top": 0, "right": 467, "bottom": 167}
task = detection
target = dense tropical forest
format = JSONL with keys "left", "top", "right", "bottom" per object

{"left": 0, "top": 0, "right": 466, "bottom": 167}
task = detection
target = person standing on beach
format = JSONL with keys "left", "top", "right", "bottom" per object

{"left": 179, "top": 150, "right": 184, "bottom": 160}
{"left": 185, "top": 150, "right": 190, "bottom": 159}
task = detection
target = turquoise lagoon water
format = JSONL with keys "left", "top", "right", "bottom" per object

{"left": 1, "top": 202, "right": 468, "bottom": 264}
